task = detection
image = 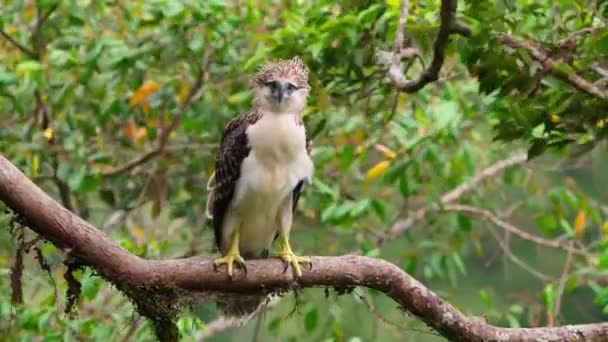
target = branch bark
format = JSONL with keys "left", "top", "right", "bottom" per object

{"left": 378, "top": 0, "right": 471, "bottom": 93}
{"left": 2, "top": 156, "right": 608, "bottom": 341}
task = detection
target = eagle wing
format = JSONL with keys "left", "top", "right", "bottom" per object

{"left": 209, "top": 113, "right": 254, "bottom": 250}
{"left": 291, "top": 132, "right": 312, "bottom": 213}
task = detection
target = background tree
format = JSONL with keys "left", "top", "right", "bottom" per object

{"left": 1, "top": 0, "right": 607, "bottom": 341}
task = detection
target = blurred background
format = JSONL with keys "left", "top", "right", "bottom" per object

{"left": 1, "top": 0, "right": 608, "bottom": 341}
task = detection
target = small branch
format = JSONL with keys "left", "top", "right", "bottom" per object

{"left": 444, "top": 204, "right": 594, "bottom": 258}
{"left": 557, "top": 25, "right": 607, "bottom": 47}
{"left": 554, "top": 242, "right": 575, "bottom": 324}
{"left": 0, "top": 30, "right": 36, "bottom": 57}
{"left": 497, "top": 33, "right": 608, "bottom": 100}
{"left": 378, "top": 0, "right": 471, "bottom": 93}
{"left": 380, "top": 152, "right": 527, "bottom": 243}
{"left": 393, "top": 0, "right": 410, "bottom": 54}
{"left": 486, "top": 226, "right": 554, "bottom": 282}
{"left": 31, "top": 3, "right": 58, "bottom": 59}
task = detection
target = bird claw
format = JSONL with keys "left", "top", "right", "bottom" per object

{"left": 214, "top": 253, "right": 247, "bottom": 278}
{"left": 278, "top": 251, "right": 311, "bottom": 278}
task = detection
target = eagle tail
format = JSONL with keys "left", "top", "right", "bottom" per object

{"left": 215, "top": 249, "right": 270, "bottom": 323}
{"left": 216, "top": 293, "right": 267, "bottom": 323}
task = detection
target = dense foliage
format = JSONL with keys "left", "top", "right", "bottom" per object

{"left": 1, "top": 0, "right": 607, "bottom": 341}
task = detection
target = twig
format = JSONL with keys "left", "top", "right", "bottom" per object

{"left": 557, "top": 26, "right": 607, "bottom": 47}
{"left": 497, "top": 33, "right": 608, "bottom": 99}
{"left": 393, "top": 0, "right": 410, "bottom": 54}
{"left": 554, "top": 242, "right": 575, "bottom": 324}
{"left": 0, "top": 30, "right": 36, "bottom": 57}
{"left": 486, "top": 226, "right": 554, "bottom": 282}
{"left": 377, "top": 0, "right": 471, "bottom": 93}
{"left": 444, "top": 204, "right": 594, "bottom": 258}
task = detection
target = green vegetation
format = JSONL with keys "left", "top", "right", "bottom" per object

{"left": 1, "top": 0, "right": 607, "bottom": 341}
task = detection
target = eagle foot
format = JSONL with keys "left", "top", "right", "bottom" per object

{"left": 278, "top": 251, "right": 311, "bottom": 278}
{"left": 214, "top": 253, "right": 247, "bottom": 278}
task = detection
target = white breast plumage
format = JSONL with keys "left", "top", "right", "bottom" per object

{"left": 228, "top": 112, "right": 313, "bottom": 255}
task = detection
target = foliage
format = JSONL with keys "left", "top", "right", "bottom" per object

{"left": 1, "top": 0, "right": 607, "bottom": 341}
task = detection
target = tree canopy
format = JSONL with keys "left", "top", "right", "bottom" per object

{"left": 1, "top": 0, "right": 608, "bottom": 341}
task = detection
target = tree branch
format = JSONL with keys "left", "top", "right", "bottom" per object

{"left": 2, "top": 156, "right": 608, "bottom": 341}
{"left": 443, "top": 204, "right": 594, "bottom": 259}
{"left": 378, "top": 0, "right": 471, "bottom": 93}
{"left": 497, "top": 33, "right": 608, "bottom": 100}
{"left": 486, "top": 225, "right": 554, "bottom": 282}
{"left": 379, "top": 152, "right": 528, "bottom": 243}
{"left": 0, "top": 30, "right": 36, "bottom": 57}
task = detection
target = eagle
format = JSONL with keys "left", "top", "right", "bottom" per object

{"left": 206, "top": 56, "right": 314, "bottom": 283}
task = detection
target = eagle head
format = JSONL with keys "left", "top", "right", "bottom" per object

{"left": 252, "top": 56, "right": 310, "bottom": 114}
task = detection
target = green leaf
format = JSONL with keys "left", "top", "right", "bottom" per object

{"left": 535, "top": 215, "right": 557, "bottom": 236}
{"left": 542, "top": 284, "right": 556, "bottom": 312}
{"left": 68, "top": 165, "right": 86, "bottom": 191}
{"left": 305, "top": 308, "right": 318, "bottom": 332}
{"left": 399, "top": 175, "right": 410, "bottom": 197}
{"left": 457, "top": 214, "right": 472, "bottom": 232}
{"left": 506, "top": 314, "right": 520, "bottom": 328}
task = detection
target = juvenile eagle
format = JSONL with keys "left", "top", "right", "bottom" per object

{"left": 206, "top": 56, "right": 314, "bottom": 280}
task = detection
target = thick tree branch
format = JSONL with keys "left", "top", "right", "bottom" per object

{"left": 378, "top": 0, "right": 471, "bottom": 93}
{"left": 2, "top": 156, "right": 608, "bottom": 341}
{"left": 497, "top": 33, "right": 608, "bottom": 100}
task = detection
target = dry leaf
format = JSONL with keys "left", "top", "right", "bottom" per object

{"left": 574, "top": 210, "right": 586, "bottom": 239}
{"left": 129, "top": 81, "right": 160, "bottom": 107}
{"left": 124, "top": 119, "right": 137, "bottom": 141}
{"left": 374, "top": 144, "right": 397, "bottom": 159}
{"left": 178, "top": 79, "right": 190, "bottom": 105}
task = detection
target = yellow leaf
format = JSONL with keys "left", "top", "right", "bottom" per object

{"left": 24, "top": 2, "right": 35, "bottom": 21}
{"left": 550, "top": 114, "right": 561, "bottom": 123}
{"left": 178, "top": 79, "right": 190, "bottom": 105}
{"left": 333, "top": 135, "right": 348, "bottom": 146}
{"left": 574, "top": 210, "right": 586, "bottom": 239}
{"left": 602, "top": 221, "right": 608, "bottom": 232}
{"left": 129, "top": 81, "right": 160, "bottom": 107}
{"left": 374, "top": 144, "right": 397, "bottom": 159}
{"left": 32, "top": 154, "right": 39, "bottom": 177}
{"left": 133, "top": 226, "right": 145, "bottom": 243}
{"left": 141, "top": 101, "right": 150, "bottom": 116}
{"left": 42, "top": 127, "right": 53, "bottom": 141}
{"left": 597, "top": 118, "right": 606, "bottom": 129}
{"left": 366, "top": 160, "right": 391, "bottom": 180}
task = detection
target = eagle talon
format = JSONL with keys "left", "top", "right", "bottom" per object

{"left": 214, "top": 253, "right": 246, "bottom": 278}
{"left": 278, "top": 251, "right": 311, "bottom": 278}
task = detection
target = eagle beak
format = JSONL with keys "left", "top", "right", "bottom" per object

{"left": 271, "top": 81, "right": 290, "bottom": 103}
